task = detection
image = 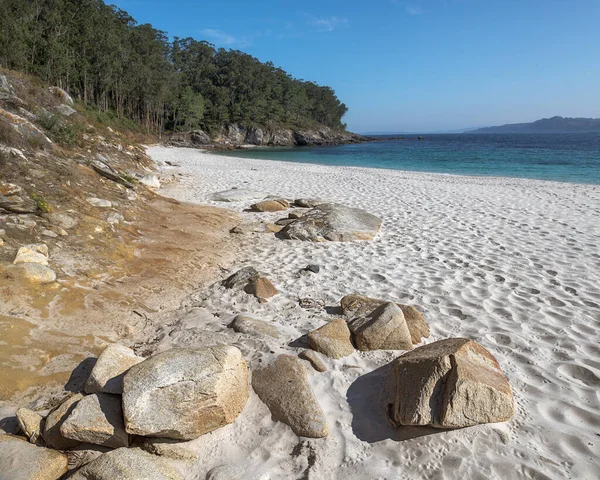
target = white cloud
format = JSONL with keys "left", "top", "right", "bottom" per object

{"left": 201, "top": 29, "right": 252, "bottom": 48}
{"left": 307, "top": 16, "right": 349, "bottom": 32}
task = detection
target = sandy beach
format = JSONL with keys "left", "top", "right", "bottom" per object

{"left": 141, "top": 146, "right": 600, "bottom": 479}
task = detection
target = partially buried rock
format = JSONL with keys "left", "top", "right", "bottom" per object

{"left": 140, "top": 438, "right": 198, "bottom": 460}
{"left": 251, "top": 199, "right": 289, "bottom": 212}
{"left": 341, "top": 294, "right": 430, "bottom": 345}
{"left": 211, "top": 189, "right": 266, "bottom": 202}
{"left": 87, "top": 197, "right": 112, "bottom": 208}
{"left": 16, "top": 407, "right": 44, "bottom": 444}
{"left": 280, "top": 203, "right": 382, "bottom": 242}
{"left": 223, "top": 266, "right": 259, "bottom": 289}
{"left": 299, "top": 350, "right": 327, "bottom": 372}
{"left": 206, "top": 464, "right": 269, "bottom": 480}
{"left": 0, "top": 435, "right": 68, "bottom": 480}
{"left": 13, "top": 263, "right": 56, "bottom": 284}
{"left": 60, "top": 393, "right": 129, "bottom": 448}
{"left": 244, "top": 277, "right": 278, "bottom": 303}
{"left": 140, "top": 174, "right": 161, "bottom": 189}
{"left": 123, "top": 347, "right": 249, "bottom": 440}
{"left": 230, "top": 315, "right": 280, "bottom": 338}
{"left": 13, "top": 243, "right": 49, "bottom": 265}
{"left": 348, "top": 302, "right": 412, "bottom": 351}
{"left": 43, "top": 394, "right": 83, "bottom": 450}
{"left": 252, "top": 355, "right": 329, "bottom": 438}
{"left": 307, "top": 319, "right": 354, "bottom": 359}
{"left": 304, "top": 264, "right": 320, "bottom": 274}
{"left": 69, "top": 447, "right": 181, "bottom": 480}
{"left": 85, "top": 344, "right": 144, "bottom": 395}
{"left": 391, "top": 338, "right": 514, "bottom": 428}
{"left": 294, "top": 198, "right": 323, "bottom": 208}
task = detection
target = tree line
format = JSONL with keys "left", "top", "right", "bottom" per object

{"left": 0, "top": 0, "right": 348, "bottom": 133}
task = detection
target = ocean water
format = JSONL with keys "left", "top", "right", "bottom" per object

{"left": 218, "top": 133, "right": 600, "bottom": 184}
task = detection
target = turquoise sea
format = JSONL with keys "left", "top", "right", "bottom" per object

{"left": 219, "top": 133, "right": 600, "bottom": 185}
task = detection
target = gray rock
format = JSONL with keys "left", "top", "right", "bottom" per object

{"left": 12, "top": 263, "right": 57, "bottom": 284}
{"left": 140, "top": 438, "right": 198, "bottom": 460}
{"left": 49, "top": 86, "right": 74, "bottom": 105}
{"left": 60, "top": 393, "right": 129, "bottom": 448}
{"left": 307, "top": 319, "right": 355, "bottom": 359}
{"left": 280, "top": 203, "right": 382, "bottom": 242}
{"left": 123, "top": 347, "right": 249, "bottom": 440}
{"left": 348, "top": 302, "right": 413, "bottom": 351}
{"left": 13, "top": 244, "right": 49, "bottom": 266}
{"left": 304, "top": 264, "right": 320, "bottom": 274}
{"left": 252, "top": 355, "right": 329, "bottom": 438}
{"left": 43, "top": 394, "right": 83, "bottom": 450}
{"left": 85, "top": 344, "right": 144, "bottom": 395}
{"left": 16, "top": 408, "right": 44, "bottom": 444}
{"left": 56, "top": 104, "right": 76, "bottom": 116}
{"left": 223, "top": 267, "right": 260, "bottom": 289}
{"left": 206, "top": 464, "right": 270, "bottom": 480}
{"left": 298, "top": 350, "right": 327, "bottom": 372}
{"left": 392, "top": 338, "right": 515, "bottom": 428}
{"left": 230, "top": 315, "right": 280, "bottom": 338}
{"left": 210, "top": 189, "right": 266, "bottom": 202}
{"left": 69, "top": 447, "right": 182, "bottom": 480}
{"left": 0, "top": 74, "right": 13, "bottom": 94}
{"left": 66, "top": 444, "right": 111, "bottom": 471}
{"left": 45, "top": 212, "right": 78, "bottom": 230}
{"left": 0, "top": 435, "right": 68, "bottom": 480}
{"left": 106, "top": 212, "right": 125, "bottom": 225}
{"left": 140, "top": 174, "right": 161, "bottom": 189}
{"left": 87, "top": 197, "right": 112, "bottom": 208}
{"left": 0, "top": 182, "right": 38, "bottom": 214}
{"left": 294, "top": 198, "right": 324, "bottom": 208}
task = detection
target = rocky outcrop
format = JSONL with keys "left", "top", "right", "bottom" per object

{"left": 307, "top": 319, "right": 355, "bottom": 359}
{"left": 391, "top": 338, "right": 514, "bottom": 428}
{"left": 348, "top": 302, "right": 413, "bottom": 351}
{"left": 252, "top": 355, "right": 329, "bottom": 438}
{"left": 280, "top": 204, "right": 382, "bottom": 242}
{"left": 0, "top": 435, "right": 68, "bottom": 480}
{"left": 85, "top": 344, "right": 144, "bottom": 395}
{"left": 122, "top": 347, "right": 249, "bottom": 440}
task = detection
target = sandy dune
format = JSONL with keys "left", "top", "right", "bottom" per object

{"left": 148, "top": 146, "right": 600, "bottom": 480}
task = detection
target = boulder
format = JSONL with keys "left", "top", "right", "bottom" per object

{"left": 0, "top": 74, "right": 13, "bottom": 94}
{"left": 13, "top": 244, "right": 49, "bottom": 266}
{"left": 16, "top": 408, "right": 44, "bottom": 444}
{"left": 223, "top": 267, "right": 259, "bottom": 289}
{"left": 43, "top": 394, "right": 83, "bottom": 450}
{"left": 106, "top": 212, "right": 124, "bottom": 225}
{"left": 0, "top": 435, "right": 68, "bottom": 480}
{"left": 49, "top": 86, "right": 74, "bottom": 105}
{"left": 87, "top": 197, "right": 112, "bottom": 208}
{"left": 252, "top": 355, "right": 329, "bottom": 438}
{"left": 140, "top": 438, "right": 198, "bottom": 460}
{"left": 340, "top": 294, "right": 430, "bottom": 345}
{"left": 60, "top": 393, "right": 129, "bottom": 448}
{"left": 85, "top": 344, "right": 144, "bottom": 395}
{"left": 140, "top": 174, "right": 161, "bottom": 189}
{"left": 66, "top": 444, "right": 111, "bottom": 471}
{"left": 230, "top": 315, "right": 280, "bottom": 338}
{"left": 56, "top": 104, "right": 76, "bottom": 116}
{"left": 307, "top": 319, "right": 354, "bottom": 359}
{"left": 123, "top": 347, "right": 249, "bottom": 440}
{"left": 294, "top": 198, "right": 324, "bottom": 208}
{"left": 210, "top": 189, "right": 266, "bottom": 202}
{"left": 206, "top": 464, "right": 270, "bottom": 480}
{"left": 69, "top": 447, "right": 181, "bottom": 480}
{"left": 0, "top": 182, "right": 38, "bottom": 214}
{"left": 280, "top": 203, "right": 382, "bottom": 242}
{"left": 298, "top": 350, "right": 327, "bottom": 372}
{"left": 45, "top": 212, "right": 78, "bottom": 229}
{"left": 13, "top": 263, "right": 57, "bottom": 284}
{"left": 392, "top": 338, "right": 515, "bottom": 428}
{"left": 244, "top": 277, "right": 278, "bottom": 303}
{"left": 348, "top": 302, "right": 412, "bottom": 351}
{"left": 250, "top": 199, "right": 289, "bottom": 212}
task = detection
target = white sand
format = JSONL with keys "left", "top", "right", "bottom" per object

{"left": 148, "top": 146, "right": 600, "bottom": 480}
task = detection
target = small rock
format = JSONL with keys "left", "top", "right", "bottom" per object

{"left": 13, "top": 263, "right": 56, "bottom": 284}
{"left": 294, "top": 198, "right": 324, "bottom": 208}
{"left": 60, "top": 393, "right": 129, "bottom": 448}
{"left": 304, "top": 264, "right": 320, "bottom": 274}
{"left": 250, "top": 199, "right": 289, "bottom": 212}
{"left": 41, "top": 229, "right": 59, "bottom": 238}
{"left": 45, "top": 212, "right": 78, "bottom": 230}
{"left": 299, "top": 350, "right": 327, "bottom": 372}
{"left": 16, "top": 408, "right": 44, "bottom": 444}
{"left": 13, "top": 243, "right": 49, "bottom": 266}
{"left": 140, "top": 438, "right": 198, "bottom": 460}
{"left": 252, "top": 355, "right": 329, "bottom": 438}
{"left": 43, "top": 394, "right": 83, "bottom": 450}
{"left": 56, "top": 104, "right": 76, "bottom": 116}
{"left": 245, "top": 277, "right": 278, "bottom": 303}
{"left": 275, "top": 218, "right": 296, "bottom": 226}
{"left": 0, "top": 435, "right": 68, "bottom": 480}
{"left": 298, "top": 298, "right": 325, "bottom": 310}
{"left": 0, "top": 229, "right": 5, "bottom": 238}
{"left": 223, "top": 267, "right": 259, "bottom": 289}
{"left": 391, "top": 338, "right": 515, "bottom": 428}
{"left": 106, "top": 212, "right": 125, "bottom": 225}
{"left": 211, "top": 189, "right": 266, "bottom": 202}
{"left": 288, "top": 212, "right": 303, "bottom": 219}
{"left": 87, "top": 198, "right": 112, "bottom": 208}
{"left": 348, "top": 302, "right": 413, "bottom": 351}
{"left": 67, "top": 444, "right": 111, "bottom": 470}
{"left": 230, "top": 315, "right": 280, "bottom": 338}
{"left": 140, "top": 174, "right": 161, "bottom": 189}
{"left": 307, "top": 319, "right": 354, "bottom": 359}
{"left": 69, "top": 447, "right": 182, "bottom": 480}
{"left": 85, "top": 344, "right": 144, "bottom": 395}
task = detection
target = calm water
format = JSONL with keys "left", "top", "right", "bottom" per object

{"left": 220, "top": 133, "right": 600, "bottom": 184}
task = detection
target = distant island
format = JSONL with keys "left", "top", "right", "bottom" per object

{"left": 472, "top": 116, "right": 600, "bottom": 134}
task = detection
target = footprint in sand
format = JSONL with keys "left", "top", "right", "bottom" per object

{"left": 547, "top": 297, "right": 566, "bottom": 307}
{"left": 556, "top": 364, "right": 600, "bottom": 387}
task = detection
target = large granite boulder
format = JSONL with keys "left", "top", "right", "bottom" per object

{"left": 85, "top": 344, "right": 144, "bottom": 395}
{"left": 280, "top": 203, "right": 382, "bottom": 242}
{"left": 0, "top": 435, "right": 68, "bottom": 480}
{"left": 252, "top": 355, "right": 329, "bottom": 438}
{"left": 348, "top": 302, "right": 412, "bottom": 351}
{"left": 341, "top": 294, "right": 430, "bottom": 345}
{"left": 43, "top": 394, "right": 83, "bottom": 450}
{"left": 122, "top": 347, "right": 249, "bottom": 440}
{"left": 392, "top": 338, "right": 514, "bottom": 428}
{"left": 60, "top": 393, "right": 129, "bottom": 448}
{"left": 307, "top": 319, "right": 354, "bottom": 359}
{"left": 69, "top": 447, "right": 181, "bottom": 480}
{"left": 210, "top": 189, "right": 266, "bottom": 202}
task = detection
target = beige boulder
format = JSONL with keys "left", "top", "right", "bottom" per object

{"left": 43, "top": 394, "right": 83, "bottom": 450}
{"left": 348, "top": 302, "right": 412, "bottom": 351}
{"left": 245, "top": 277, "right": 278, "bottom": 303}
{"left": 85, "top": 344, "right": 144, "bottom": 394}
{"left": 12, "top": 263, "right": 57, "bottom": 284}
{"left": 392, "top": 338, "right": 514, "bottom": 428}
{"left": 140, "top": 438, "right": 198, "bottom": 460}
{"left": 340, "top": 294, "right": 429, "bottom": 345}
{"left": 0, "top": 435, "right": 67, "bottom": 480}
{"left": 230, "top": 315, "right": 280, "bottom": 338}
{"left": 299, "top": 350, "right": 327, "bottom": 372}
{"left": 13, "top": 244, "right": 49, "bottom": 266}
{"left": 16, "top": 407, "right": 44, "bottom": 444}
{"left": 251, "top": 199, "right": 290, "bottom": 212}
{"left": 252, "top": 355, "right": 329, "bottom": 438}
{"left": 307, "top": 319, "right": 354, "bottom": 359}
{"left": 123, "top": 347, "right": 249, "bottom": 440}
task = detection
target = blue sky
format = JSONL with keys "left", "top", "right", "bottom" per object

{"left": 112, "top": 0, "right": 599, "bottom": 133}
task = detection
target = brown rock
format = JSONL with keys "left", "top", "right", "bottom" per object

{"left": 307, "top": 319, "right": 354, "bottom": 359}
{"left": 340, "top": 294, "right": 429, "bottom": 345}
{"left": 348, "top": 302, "right": 413, "bottom": 351}
{"left": 85, "top": 344, "right": 144, "bottom": 395}
{"left": 245, "top": 277, "right": 278, "bottom": 303}
{"left": 298, "top": 350, "right": 327, "bottom": 372}
{"left": 250, "top": 199, "right": 289, "bottom": 212}
{"left": 43, "top": 394, "right": 83, "bottom": 450}
{"left": 392, "top": 338, "right": 514, "bottom": 428}
{"left": 16, "top": 408, "right": 44, "bottom": 444}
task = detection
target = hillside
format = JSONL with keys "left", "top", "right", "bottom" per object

{"left": 472, "top": 116, "right": 600, "bottom": 133}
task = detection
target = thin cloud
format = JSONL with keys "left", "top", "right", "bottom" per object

{"left": 405, "top": 5, "right": 425, "bottom": 15}
{"left": 307, "top": 16, "right": 349, "bottom": 32}
{"left": 201, "top": 29, "right": 252, "bottom": 48}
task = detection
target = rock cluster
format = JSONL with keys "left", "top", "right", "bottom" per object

{"left": 224, "top": 267, "right": 279, "bottom": 303}
{"left": 11, "top": 243, "right": 56, "bottom": 283}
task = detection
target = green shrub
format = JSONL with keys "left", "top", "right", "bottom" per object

{"left": 30, "top": 193, "right": 51, "bottom": 213}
